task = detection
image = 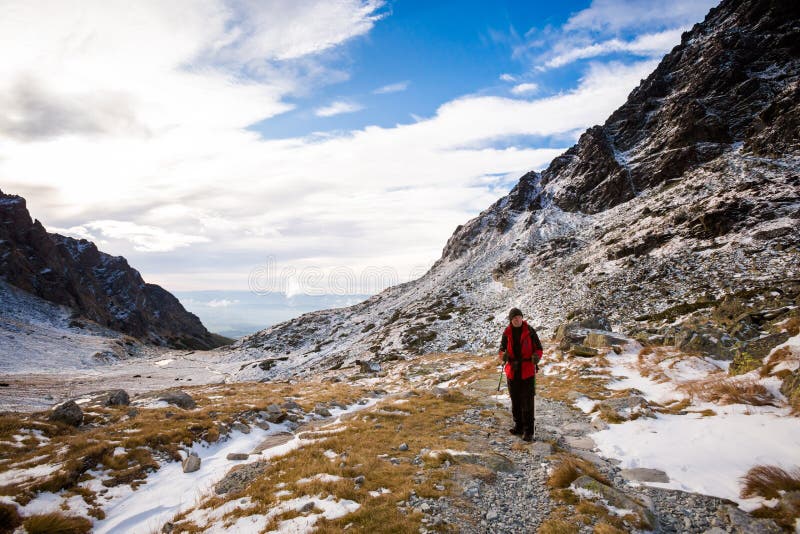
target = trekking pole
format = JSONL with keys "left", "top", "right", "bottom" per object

{"left": 496, "top": 354, "right": 507, "bottom": 392}
{"left": 533, "top": 373, "right": 536, "bottom": 439}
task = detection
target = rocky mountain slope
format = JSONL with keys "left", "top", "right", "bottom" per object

{"left": 219, "top": 0, "right": 800, "bottom": 381}
{"left": 0, "top": 189, "right": 230, "bottom": 350}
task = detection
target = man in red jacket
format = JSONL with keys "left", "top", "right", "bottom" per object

{"left": 498, "top": 307, "right": 543, "bottom": 441}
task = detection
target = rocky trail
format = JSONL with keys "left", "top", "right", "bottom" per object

{"left": 429, "top": 377, "right": 783, "bottom": 534}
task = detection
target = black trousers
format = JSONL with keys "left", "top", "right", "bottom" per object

{"left": 507, "top": 375, "right": 535, "bottom": 432}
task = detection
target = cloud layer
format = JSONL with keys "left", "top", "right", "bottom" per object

{"left": 0, "top": 1, "right": 706, "bottom": 293}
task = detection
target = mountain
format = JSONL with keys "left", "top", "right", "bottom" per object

{"left": 218, "top": 0, "right": 799, "bottom": 380}
{"left": 0, "top": 189, "right": 230, "bottom": 350}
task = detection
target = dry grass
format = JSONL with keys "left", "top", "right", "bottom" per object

{"left": 0, "top": 501, "right": 22, "bottom": 531}
{"left": 538, "top": 518, "right": 579, "bottom": 534}
{"left": 547, "top": 453, "right": 610, "bottom": 489}
{"left": 680, "top": 377, "right": 777, "bottom": 407}
{"left": 0, "top": 379, "right": 376, "bottom": 516}
{"left": 22, "top": 512, "right": 92, "bottom": 534}
{"left": 740, "top": 465, "right": 800, "bottom": 499}
{"left": 750, "top": 492, "right": 800, "bottom": 531}
{"left": 759, "top": 347, "right": 794, "bottom": 377}
{"left": 594, "top": 523, "right": 627, "bottom": 534}
{"left": 167, "top": 386, "right": 480, "bottom": 533}
{"left": 776, "top": 315, "right": 800, "bottom": 337}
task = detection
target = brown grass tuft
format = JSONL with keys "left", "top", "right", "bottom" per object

{"left": 23, "top": 512, "right": 92, "bottom": 534}
{"left": 740, "top": 464, "right": 800, "bottom": 499}
{"left": 681, "top": 378, "right": 777, "bottom": 407}
{"left": 593, "top": 522, "right": 627, "bottom": 534}
{"left": 547, "top": 454, "right": 610, "bottom": 489}
{"left": 538, "top": 518, "right": 579, "bottom": 534}
{"left": 0, "top": 501, "right": 22, "bottom": 531}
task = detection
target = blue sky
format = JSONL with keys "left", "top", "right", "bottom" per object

{"left": 0, "top": 0, "right": 718, "bottom": 294}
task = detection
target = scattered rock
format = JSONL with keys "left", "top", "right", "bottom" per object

{"left": 49, "top": 400, "right": 83, "bottom": 426}
{"left": 215, "top": 460, "right": 269, "bottom": 494}
{"left": 314, "top": 404, "right": 332, "bottom": 417}
{"left": 158, "top": 390, "right": 196, "bottom": 409}
{"left": 398, "top": 443, "right": 409, "bottom": 451}
{"left": 231, "top": 422, "right": 251, "bottom": 434}
{"left": 356, "top": 359, "right": 381, "bottom": 373}
{"left": 569, "top": 344, "right": 599, "bottom": 357}
{"left": 182, "top": 453, "right": 201, "bottom": 473}
{"left": 621, "top": 468, "right": 670, "bottom": 483}
{"left": 571, "top": 475, "right": 656, "bottom": 530}
{"left": 227, "top": 453, "right": 249, "bottom": 461}
{"left": 584, "top": 331, "right": 628, "bottom": 348}
{"left": 105, "top": 389, "right": 130, "bottom": 406}
{"left": 565, "top": 435, "right": 596, "bottom": 450}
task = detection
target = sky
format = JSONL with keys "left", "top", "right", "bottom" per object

{"left": 0, "top": 0, "right": 719, "bottom": 295}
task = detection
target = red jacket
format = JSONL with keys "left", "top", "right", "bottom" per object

{"left": 501, "top": 320, "right": 543, "bottom": 380}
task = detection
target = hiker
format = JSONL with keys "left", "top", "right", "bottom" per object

{"left": 498, "top": 307, "right": 543, "bottom": 441}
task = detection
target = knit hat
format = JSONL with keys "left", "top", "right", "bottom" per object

{"left": 508, "top": 307, "right": 523, "bottom": 321}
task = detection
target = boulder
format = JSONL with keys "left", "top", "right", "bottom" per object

{"left": 215, "top": 460, "right": 269, "bottom": 494}
{"left": 231, "top": 422, "right": 250, "bottom": 434}
{"left": 159, "top": 391, "right": 196, "bottom": 409}
{"left": 182, "top": 453, "right": 201, "bottom": 473}
{"left": 620, "top": 468, "right": 670, "bottom": 483}
{"left": 226, "top": 453, "right": 249, "bottom": 461}
{"left": 570, "top": 345, "right": 599, "bottom": 357}
{"left": 49, "top": 400, "right": 83, "bottom": 426}
{"left": 571, "top": 475, "right": 656, "bottom": 530}
{"left": 585, "top": 331, "right": 628, "bottom": 348}
{"left": 314, "top": 404, "right": 332, "bottom": 417}
{"left": 356, "top": 359, "right": 381, "bottom": 373}
{"left": 105, "top": 389, "right": 130, "bottom": 406}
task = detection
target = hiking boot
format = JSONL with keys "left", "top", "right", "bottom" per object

{"left": 522, "top": 431, "right": 533, "bottom": 442}
{"left": 509, "top": 426, "right": 523, "bottom": 435}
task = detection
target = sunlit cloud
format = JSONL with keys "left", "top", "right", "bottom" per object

{"left": 314, "top": 100, "right": 364, "bottom": 117}
{"left": 510, "top": 82, "right": 539, "bottom": 95}
{"left": 373, "top": 81, "right": 410, "bottom": 94}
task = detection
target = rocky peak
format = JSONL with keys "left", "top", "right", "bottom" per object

{"left": 0, "top": 189, "right": 230, "bottom": 349}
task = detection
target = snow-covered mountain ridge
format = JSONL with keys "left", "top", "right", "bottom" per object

{"left": 220, "top": 0, "right": 800, "bottom": 381}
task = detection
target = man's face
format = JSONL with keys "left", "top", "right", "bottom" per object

{"left": 511, "top": 315, "right": 523, "bottom": 327}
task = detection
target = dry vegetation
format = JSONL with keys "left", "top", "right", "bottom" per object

{"left": 680, "top": 377, "right": 777, "bottom": 407}
{"left": 0, "top": 380, "right": 369, "bottom": 523}
{"left": 741, "top": 464, "right": 800, "bottom": 530}
{"left": 168, "top": 388, "right": 481, "bottom": 533}
{"left": 740, "top": 465, "right": 800, "bottom": 500}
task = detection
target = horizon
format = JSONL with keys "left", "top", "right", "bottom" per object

{"left": 1, "top": 0, "right": 718, "bottom": 296}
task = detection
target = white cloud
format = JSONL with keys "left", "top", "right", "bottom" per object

{"left": 81, "top": 220, "right": 211, "bottom": 252}
{"left": 563, "top": 0, "right": 716, "bottom": 33}
{"left": 314, "top": 101, "right": 364, "bottom": 117}
{"left": 206, "top": 299, "right": 239, "bottom": 307}
{"left": 373, "top": 81, "right": 410, "bottom": 94}
{"left": 499, "top": 73, "right": 517, "bottom": 82}
{"left": 0, "top": 1, "right": 665, "bottom": 292}
{"left": 543, "top": 28, "right": 686, "bottom": 69}
{"left": 510, "top": 83, "right": 539, "bottom": 95}
{"left": 517, "top": 0, "right": 717, "bottom": 71}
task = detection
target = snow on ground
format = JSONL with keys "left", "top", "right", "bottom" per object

{"left": 5, "top": 396, "right": 384, "bottom": 532}
{"left": 584, "top": 334, "right": 800, "bottom": 510}
{"left": 591, "top": 404, "right": 800, "bottom": 510}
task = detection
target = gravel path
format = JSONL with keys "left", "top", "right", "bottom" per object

{"left": 417, "top": 382, "right": 784, "bottom": 534}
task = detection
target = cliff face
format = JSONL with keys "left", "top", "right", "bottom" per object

{"left": 0, "top": 191, "right": 229, "bottom": 349}
{"left": 213, "top": 0, "right": 799, "bottom": 380}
